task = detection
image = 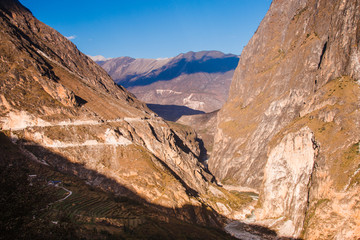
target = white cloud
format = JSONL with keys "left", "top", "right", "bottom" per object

{"left": 66, "top": 35, "right": 76, "bottom": 40}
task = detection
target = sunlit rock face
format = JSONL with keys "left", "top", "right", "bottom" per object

{"left": 210, "top": 0, "right": 360, "bottom": 238}
{"left": 260, "top": 127, "right": 316, "bottom": 237}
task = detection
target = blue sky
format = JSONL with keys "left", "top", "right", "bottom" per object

{"left": 20, "top": 0, "right": 272, "bottom": 59}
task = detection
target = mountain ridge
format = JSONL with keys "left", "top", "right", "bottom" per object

{"left": 98, "top": 50, "right": 239, "bottom": 113}
{"left": 99, "top": 50, "right": 238, "bottom": 87}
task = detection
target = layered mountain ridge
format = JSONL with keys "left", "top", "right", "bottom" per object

{"left": 97, "top": 51, "right": 239, "bottom": 114}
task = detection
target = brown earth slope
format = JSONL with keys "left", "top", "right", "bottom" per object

{"left": 210, "top": 0, "right": 360, "bottom": 238}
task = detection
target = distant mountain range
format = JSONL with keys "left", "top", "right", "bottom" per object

{"left": 95, "top": 51, "right": 239, "bottom": 119}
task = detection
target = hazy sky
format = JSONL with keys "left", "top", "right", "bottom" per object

{"left": 20, "top": 0, "right": 272, "bottom": 59}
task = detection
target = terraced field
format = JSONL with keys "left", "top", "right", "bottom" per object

{"left": 32, "top": 166, "right": 144, "bottom": 228}
{"left": 1, "top": 132, "right": 236, "bottom": 239}
{"left": 38, "top": 175, "right": 235, "bottom": 239}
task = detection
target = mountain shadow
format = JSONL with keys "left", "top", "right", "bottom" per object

{"left": 0, "top": 132, "right": 299, "bottom": 240}
{"left": 147, "top": 103, "right": 206, "bottom": 121}
{"left": 118, "top": 55, "right": 239, "bottom": 88}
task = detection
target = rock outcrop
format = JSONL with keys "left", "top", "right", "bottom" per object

{"left": 260, "top": 127, "right": 317, "bottom": 237}
{"left": 210, "top": 0, "right": 360, "bottom": 238}
{"left": 97, "top": 51, "right": 239, "bottom": 113}
{"left": 177, "top": 110, "right": 219, "bottom": 159}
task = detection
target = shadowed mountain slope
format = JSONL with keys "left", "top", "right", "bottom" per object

{"left": 98, "top": 51, "right": 239, "bottom": 112}
{"left": 0, "top": 132, "right": 240, "bottom": 240}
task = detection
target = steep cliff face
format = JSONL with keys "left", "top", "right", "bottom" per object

{"left": 178, "top": 110, "right": 219, "bottom": 158}
{"left": 0, "top": 0, "right": 213, "bottom": 214}
{"left": 210, "top": 0, "right": 360, "bottom": 238}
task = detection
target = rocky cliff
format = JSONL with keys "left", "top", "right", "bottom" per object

{"left": 97, "top": 51, "right": 239, "bottom": 113}
{"left": 0, "top": 0, "right": 216, "bottom": 219}
{"left": 210, "top": 0, "right": 360, "bottom": 238}
{"left": 178, "top": 110, "right": 219, "bottom": 159}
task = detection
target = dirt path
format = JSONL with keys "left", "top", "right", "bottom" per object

{"left": 55, "top": 186, "right": 72, "bottom": 202}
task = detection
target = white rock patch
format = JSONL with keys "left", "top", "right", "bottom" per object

{"left": 216, "top": 202, "right": 231, "bottom": 216}
{"left": 156, "top": 89, "right": 182, "bottom": 95}
{"left": 104, "top": 128, "right": 132, "bottom": 146}
{"left": 260, "top": 126, "right": 316, "bottom": 237}
{"left": 0, "top": 111, "right": 51, "bottom": 130}
{"left": 183, "top": 94, "right": 205, "bottom": 110}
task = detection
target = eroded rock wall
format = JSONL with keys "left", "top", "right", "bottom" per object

{"left": 210, "top": 0, "right": 360, "bottom": 238}
{"left": 260, "top": 127, "right": 316, "bottom": 237}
